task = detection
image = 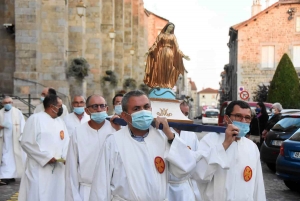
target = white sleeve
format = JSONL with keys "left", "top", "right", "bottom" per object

{"left": 191, "top": 133, "right": 230, "bottom": 183}
{"left": 165, "top": 135, "right": 198, "bottom": 178}
{"left": 61, "top": 121, "right": 70, "bottom": 159}
{"left": 65, "top": 134, "right": 82, "bottom": 201}
{"left": 20, "top": 115, "right": 53, "bottom": 167}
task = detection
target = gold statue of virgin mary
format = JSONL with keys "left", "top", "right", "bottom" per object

{"left": 144, "top": 22, "right": 190, "bottom": 89}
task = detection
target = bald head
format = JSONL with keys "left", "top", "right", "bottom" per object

{"left": 86, "top": 95, "right": 106, "bottom": 107}
{"left": 85, "top": 95, "right": 108, "bottom": 114}
{"left": 41, "top": 87, "right": 56, "bottom": 97}
{"left": 2, "top": 96, "right": 13, "bottom": 104}
{"left": 41, "top": 88, "right": 49, "bottom": 97}
{"left": 180, "top": 101, "right": 189, "bottom": 116}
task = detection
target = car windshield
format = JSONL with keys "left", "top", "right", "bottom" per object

{"left": 206, "top": 111, "right": 218, "bottom": 117}
{"left": 272, "top": 117, "right": 300, "bottom": 131}
{"left": 290, "top": 131, "right": 300, "bottom": 141}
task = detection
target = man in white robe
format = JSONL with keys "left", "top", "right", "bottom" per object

{"left": 34, "top": 87, "right": 69, "bottom": 117}
{"left": 65, "top": 95, "right": 120, "bottom": 201}
{"left": 89, "top": 90, "right": 197, "bottom": 201}
{"left": 18, "top": 94, "right": 70, "bottom": 201}
{"left": 192, "top": 100, "right": 266, "bottom": 201}
{"left": 112, "top": 93, "right": 123, "bottom": 115}
{"left": 63, "top": 95, "right": 90, "bottom": 136}
{"left": 167, "top": 101, "right": 201, "bottom": 201}
{"left": 0, "top": 96, "right": 25, "bottom": 185}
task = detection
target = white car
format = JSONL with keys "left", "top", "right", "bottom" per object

{"left": 202, "top": 109, "right": 219, "bottom": 125}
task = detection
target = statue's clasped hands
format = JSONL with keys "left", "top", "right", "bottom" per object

{"left": 183, "top": 55, "right": 190, "bottom": 61}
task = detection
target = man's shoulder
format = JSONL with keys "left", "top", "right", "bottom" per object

{"left": 35, "top": 103, "right": 43, "bottom": 108}
{"left": 75, "top": 121, "right": 89, "bottom": 131}
{"left": 201, "top": 132, "right": 224, "bottom": 143}
{"left": 64, "top": 112, "right": 75, "bottom": 119}
{"left": 112, "top": 125, "right": 127, "bottom": 135}
{"left": 242, "top": 137, "right": 260, "bottom": 149}
{"left": 26, "top": 112, "right": 45, "bottom": 122}
{"left": 73, "top": 121, "right": 90, "bottom": 137}
{"left": 103, "top": 119, "right": 119, "bottom": 131}
{"left": 180, "top": 130, "right": 197, "bottom": 137}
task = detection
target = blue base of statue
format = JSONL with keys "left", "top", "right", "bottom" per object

{"left": 148, "top": 88, "right": 176, "bottom": 100}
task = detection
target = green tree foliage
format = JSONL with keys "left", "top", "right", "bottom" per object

{"left": 267, "top": 53, "right": 300, "bottom": 108}
{"left": 253, "top": 84, "right": 269, "bottom": 102}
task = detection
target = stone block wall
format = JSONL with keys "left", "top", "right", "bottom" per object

{"left": 1, "top": 0, "right": 167, "bottom": 109}
{"left": 236, "top": 3, "right": 300, "bottom": 100}
{"left": 14, "top": 0, "right": 69, "bottom": 98}
{"left": 0, "top": 0, "right": 15, "bottom": 94}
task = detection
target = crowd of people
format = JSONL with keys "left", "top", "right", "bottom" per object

{"left": 0, "top": 87, "right": 268, "bottom": 201}
{"left": 247, "top": 102, "right": 283, "bottom": 149}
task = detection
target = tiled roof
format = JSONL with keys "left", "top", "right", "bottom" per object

{"left": 144, "top": 9, "right": 169, "bottom": 21}
{"left": 231, "top": 1, "right": 300, "bottom": 30}
{"left": 190, "top": 81, "right": 197, "bottom": 90}
{"left": 232, "top": 2, "right": 279, "bottom": 30}
{"left": 198, "top": 88, "right": 218, "bottom": 94}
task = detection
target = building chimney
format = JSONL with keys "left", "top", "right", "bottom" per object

{"left": 252, "top": 0, "right": 262, "bottom": 17}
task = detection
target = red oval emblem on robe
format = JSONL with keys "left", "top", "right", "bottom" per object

{"left": 60, "top": 131, "right": 64, "bottom": 140}
{"left": 243, "top": 166, "right": 252, "bottom": 182}
{"left": 154, "top": 156, "right": 165, "bottom": 174}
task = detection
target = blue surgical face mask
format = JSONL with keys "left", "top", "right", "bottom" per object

{"left": 91, "top": 111, "right": 108, "bottom": 124}
{"left": 4, "top": 104, "right": 12, "bottom": 111}
{"left": 255, "top": 108, "right": 261, "bottom": 114}
{"left": 40, "top": 96, "right": 45, "bottom": 102}
{"left": 114, "top": 105, "right": 123, "bottom": 115}
{"left": 129, "top": 110, "right": 153, "bottom": 130}
{"left": 232, "top": 120, "right": 250, "bottom": 138}
{"left": 74, "top": 107, "right": 84, "bottom": 115}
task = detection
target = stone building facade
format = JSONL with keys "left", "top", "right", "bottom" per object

{"left": 198, "top": 88, "right": 218, "bottom": 109}
{"left": 223, "top": 0, "right": 300, "bottom": 101}
{"left": 188, "top": 79, "right": 198, "bottom": 118}
{"left": 0, "top": 0, "right": 168, "bottom": 104}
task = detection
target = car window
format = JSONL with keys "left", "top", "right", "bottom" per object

{"left": 290, "top": 131, "right": 300, "bottom": 141}
{"left": 272, "top": 117, "right": 300, "bottom": 131}
{"left": 205, "top": 111, "right": 218, "bottom": 117}
{"left": 220, "top": 107, "right": 226, "bottom": 117}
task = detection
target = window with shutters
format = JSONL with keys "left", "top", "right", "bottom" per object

{"left": 261, "top": 46, "right": 275, "bottom": 68}
{"left": 293, "top": 46, "right": 300, "bottom": 67}
{"left": 296, "top": 17, "right": 300, "bottom": 32}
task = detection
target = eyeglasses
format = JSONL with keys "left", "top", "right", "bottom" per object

{"left": 230, "top": 113, "right": 252, "bottom": 122}
{"left": 87, "top": 104, "right": 107, "bottom": 110}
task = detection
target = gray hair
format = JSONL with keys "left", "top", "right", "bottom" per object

{"left": 122, "top": 90, "right": 147, "bottom": 112}
{"left": 251, "top": 108, "right": 256, "bottom": 118}
{"left": 272, "top": 102, "right": 283, "bottom": 111}
{"left": 72, "top": 95, "right": 86, "bottom": 102}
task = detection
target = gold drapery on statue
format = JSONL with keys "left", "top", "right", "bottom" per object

{"left": 144, "top": 23, "right": 186, "bottom": 89}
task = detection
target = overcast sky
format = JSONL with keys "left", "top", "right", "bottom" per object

{"left": 143, "top": 0, "right": 277, "bottom": 91}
